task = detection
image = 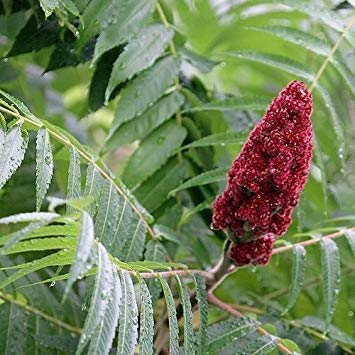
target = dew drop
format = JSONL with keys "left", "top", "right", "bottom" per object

{"left": 156, "top": 136, "right": 165, "bottom": 144}
{"left": 101, "top": 290, "right": 109, "bottom": 300}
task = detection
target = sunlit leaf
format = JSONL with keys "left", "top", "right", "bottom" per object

{"left": 0, "top": 124, "right": 28, "bottom": 190}
{"left": 36, "top": 128, "right": 53, "bottom": 211}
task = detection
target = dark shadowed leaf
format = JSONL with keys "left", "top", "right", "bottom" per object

{"left": 7, "top": 15, "right": 60, "bottom": 57}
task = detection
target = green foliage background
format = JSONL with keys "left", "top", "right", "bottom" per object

{"left": 0, "top": 0, "right": 354, "bottom": 354}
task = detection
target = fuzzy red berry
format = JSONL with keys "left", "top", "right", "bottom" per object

{"left": 229, "top": 235, "right": 275, "bottom": 266}
{"left": 212, "top": 81, "right": 313, "bottom": 241}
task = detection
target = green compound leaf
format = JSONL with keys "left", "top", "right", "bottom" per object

{"left": 0, "top": 124, "right": 29, "bottom": 190}
{"left": 122, "top": 121, "right": 186, "bottom": 189}
{"left": 138, "top": 280, "right": 154, "bottom": 355}
{"left": 170, "top": 166, "right": 228, "bottom": 195}
{"left": 144, "top": 240, "right": 168, "bottom": 306}
{"left": 108, "top": 56, "right": 180, "bottom": 136}
{"left": 0, "top": 224, "right": 78, "bottom": 247}
{"left": 67, "top": 147, "right": 81, "bottom": 213}
{"left": 344, "top": 229, "right": 355, "bottom": 256}
{"left": 159, "top": 277, "right": 179, "bottom": 355}
{"left": 36, "top": 128, "right": 54, "bottom": 211}
{"left": 87, "top": 267, "right": 121, "bottom": 355}
{"left": 106, "top": 24, "right": 174, "bottom": 98}
{"left": 4, "top": 236, "right": 76, "bottom": 255}
{"left": 39, "top": 0, "right": 59, "bottom": 18}
{"left": 84, "top": 163, "right": 105, "bottom": 216}
{"left": 193, "top": 274, "right": 208, "bottom": 355}
{"left": 0, "top": 212, "right": 59, "bottom": 224}
{"left": 116, "top": 271, "right": 139, "bottom": 355}
{"left": 64, "top": 211, "right": 95, "bottom": 301}
{"left": 224, "top": 51, "right": 313, "bottom": 81}
{"left": 0, "top": 303, "right": 28, "bottom": 354}
{"left": 134, "top": 158, "right": 188, "bottom": 212}
{"left": 92, "top": 0, "right": 155, "bottom": 63}
{"left": 76, "top": 243, "right": 114, "bottom": 354}
{"left": 283, "top": 245, "right": 306, "bottom": 314}
{"left": 321, "top": 237, "right": 341, "bottom": 330}
{"left": 0, "top": 249, "right": 74, "bottom": 288}
{"left": 234, "top": 334, "right": 278, "bottom": 355}
{"left": 206, "top": 318, "right": 258, "bottom": 353}
{"left": 180, "top": 131, "right": 247, "bottom": 150}
{"left": 183, "top": 96, "right": 269, "bottom": 113}
{"left": 94, "top": 179, "right": 147, "bottom": 262}
{"left": 104, "top": 91, "right": 184, "bottom": 151}
{"left": 176, "top": 276, "right": 196, "bottom": 354}
{"left": 0, "top": 218, "right": 57, "bottom": 255}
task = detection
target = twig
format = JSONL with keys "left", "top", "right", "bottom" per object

{"left": 272, "top": 227, "right": 355, "bottom": 255}
{"left": 227, "top": 302, "right": 264, "bottom": 315}
{"left": 152, "top": 223, "right": 353, "bottom": 352}
{"left": 207, "top": 292, "right": 293, "bottom": 354}
{"left": 0, "top": 105, "right": 157, "bottom": 240}
{"left": 203, "top": 224, "right": 355, "bottom": 354}
{"left": 0, "top": 290, "right": 82, "bottom": 335}
{"left": 208, "top": 239, "right": 234, "bottom": 290}
{"left": 154, "top": 326, "right": 170, "bottom": 354}
{"left": 309, "top": 16, "right": 355, "bottom": 92}
{"left": 285, "top": 319, "right": 354, "bottom": 354}
{"left": 156, "top": 2, "right": 177, "bottom": 57}
{"left": 214, "top": 301, "right": 354, "bottom": 354}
